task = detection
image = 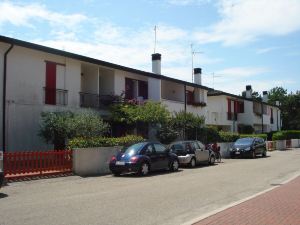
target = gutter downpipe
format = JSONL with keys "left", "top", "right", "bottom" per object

{"left": 184, "top": 84, "right": 187, "bottom": 139}
{"left": 2, "top": 44, "right": 14, "bottom": 152}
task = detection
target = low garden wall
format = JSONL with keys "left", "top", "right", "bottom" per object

{"left": 73, "top": 146, "right": 121, "bottom": 176}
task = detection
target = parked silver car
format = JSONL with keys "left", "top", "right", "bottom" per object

{"left": 0, "top": 150, "right": 4, "bottom": 188}
{"left": 169, "top": 141, "right": 216, "bottom": 167}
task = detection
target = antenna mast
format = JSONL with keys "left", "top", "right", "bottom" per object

{"left": 191, "top": 43, "right": 204, "bottom": 83}
{"left": 154, "top": 25, "right": 157, "bottom": 53}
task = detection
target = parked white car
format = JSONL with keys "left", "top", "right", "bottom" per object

{"left": 169, "top": 141, "right": 216, "bottom": 167}
{"left": 0, "top": 150, "right": 3, "bottom": 188}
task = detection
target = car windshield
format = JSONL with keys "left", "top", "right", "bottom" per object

{"left": 235, "top": 138, "right": 253, "bottom": 145}
{"left": 122, "top": 142, "right": 145, "bottom": 156}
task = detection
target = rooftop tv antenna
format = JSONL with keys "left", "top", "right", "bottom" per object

{"left": 154, "top": 25, "right": 157, "bottom": 53}
{"left": 191, "top": 44, "right": 203, "bottom": 82}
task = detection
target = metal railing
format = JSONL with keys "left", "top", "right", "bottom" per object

{"left": 79, "top": 92, "right": 123, "bottom": 109}
{"left": 44, "top": 88, "right": 68, "bottom": 106}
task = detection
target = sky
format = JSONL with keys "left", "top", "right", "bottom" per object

{"left": 0, "top": 0, "right": 299, "bottom": 95}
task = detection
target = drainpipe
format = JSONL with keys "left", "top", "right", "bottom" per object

{"left": 2, "top": 44, "right": 14, "bottom": 152}
{"left": 184, "top": 84, "right": 187, "bottom": 139}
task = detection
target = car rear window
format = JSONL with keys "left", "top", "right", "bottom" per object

{"left": 122, "top": 142, "right": 145, "bottom": 156}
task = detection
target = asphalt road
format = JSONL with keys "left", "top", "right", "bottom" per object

{"left": 0, "top": 149, "right": 300, "bottom": 225}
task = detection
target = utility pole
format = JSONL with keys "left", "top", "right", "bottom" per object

{"left": 154, "top": 25, "right": 157, "bottom": 53}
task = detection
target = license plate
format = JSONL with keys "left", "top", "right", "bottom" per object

{"left": 116, "top": 161, "right": 125, "bottom": 166}
{"left": 235, "top": 152, "right": 240, "bottom": 155}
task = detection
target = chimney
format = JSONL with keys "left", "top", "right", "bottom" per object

{"left": 152, "top": 53, "right": 161, "bottom": 75}
{"left": 245, "top": 85, "right": 252, "bottom": 98}
{"left": 194, "top": 68, "right": 202, "bottom": 85}
{"left": 262, "top": 91, "right": 268, "bottom": 102}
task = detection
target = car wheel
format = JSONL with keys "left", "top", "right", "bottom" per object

{"left": 139, "top": 162, "right": 149, "bottom": 176}
{"left": 189, "top": 158, "right": 196, "bottom": 168}
{"left": 209, "top": 155, "right": 215, "bottom": 165}
{"left": 170, "top": 160, "right": 179, "bottom": 172}
{"left": 251, "top": 150, "right": 256, "bottom": 159}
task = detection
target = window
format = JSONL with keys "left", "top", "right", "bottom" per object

{"left": 170, "top": 144, "right": 184, "bottom": 152}
{"left": 197, "top": 141, "right": 205, "bottom": 150}
{"left": 125, "top": 77, "right": 148, "bottom": 100}
{"left": 192, "top": 142, "right": 200, "bottom": 150}
{"left": 154, "top": 144, "right": 166, "bottom": 153}
{"left": 186, "top": 90, "right": 194, "bottom": 104}
{"left": 145, "top": 144, "right": 155, "bottom": 154}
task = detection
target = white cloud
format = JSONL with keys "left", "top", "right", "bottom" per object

{"left": 194, "top": 0, "right": 300, "bottom": 46}
{"left": 166, "top": 0, "right": 211, "bottom": 6}
{"left": 0, "top": 2, "right": 87, "bottom": 29}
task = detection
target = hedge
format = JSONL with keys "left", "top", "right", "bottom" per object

{"left": 68, "top": 135, "right": 145, "bottom": 149}
{"left": 240, "top": 134, "right": 267, "bottom": 140}
{"left": 219, "top": 131, "right": 240, "bottom": 142}
{"left": 272, "top": 130, "right": 300, "bottom": 141}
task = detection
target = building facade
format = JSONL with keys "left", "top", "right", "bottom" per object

{"left": 0, "top": 36, "right": 209, "bottom": 151}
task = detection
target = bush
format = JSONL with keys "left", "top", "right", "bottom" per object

{"left": 196, "top": 127, "right": 221, "bottom": 144}
{"left": 219, "top": 131, "right": 240, "bottom": 142}
{"left": 272, "top": 132, "right": 286, "bottom": 141}
{"left": 272, "top": 130, "right": 300, "bottom": 141}
{"left": 68, "top": 135, "right": 145, "bottom": 149}
{"left": 240, "top": 134, "right": 267, "bottom": 140}
{"left": 156, "top": 123, "right": 179, "bottom": 144}
{"left": 39, "top": 110, "right": 110, "bottom": 149}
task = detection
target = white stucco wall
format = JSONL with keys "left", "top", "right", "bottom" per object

{"left": 81, "top": 64, "right": 99, "bottom": 94}
{"left": 2, "top": 45, "right": 81, "bottom": 151}
{"left": 206, "top": 95, "right": 232, "bottom": 127}
{"left": 161, "top": 80, "right": 184, "bottom": 102}
{"left": 148, "top": 77, "right": 161, "bottom": 101}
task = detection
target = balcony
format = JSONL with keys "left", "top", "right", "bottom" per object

{"left": 44, "top": 88, "right": 68, "bottom": 106}
{"left": 79, "top": 92, "right": 122, "bottom": 109}
{"left": 227, "top": 112, "right": 237, "bottom": 121}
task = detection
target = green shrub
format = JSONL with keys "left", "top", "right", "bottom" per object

{"left": 156, "top": 123, "right": 179, "bottom": 144}
{"left": 196, "top": 127, "right": 221, "bottom": 144}
{"left": 219, "top": 131, "right": 240, "bottom": 142}
{"left": 240, "top": 134, "right": 267, "bottom": 140}
{"left": 272, "top": 132, "right": 286, "bottom": 141}
{"left": 272, "top": 130, "right": 300, "bottom": 141}
{"left": 68, "top": 135, "right": 145, "bottom": 149}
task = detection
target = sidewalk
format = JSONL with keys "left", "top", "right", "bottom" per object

{"left": 194, "top": 176, "right": 300, "bottom": 225}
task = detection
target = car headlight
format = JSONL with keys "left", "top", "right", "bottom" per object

{"left": 229, "top": 148, "right": 233, "bottom": 151}
{"left": 245, "top": 147, "right": 251, "bottom": 151}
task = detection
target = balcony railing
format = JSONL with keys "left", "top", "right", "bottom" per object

{"left": 79, "top": 92, "right": 123, "bottom": 109}
{"left": 227, "top": 112, "right": 237, "bottom": 121}
{"left": 44, "top": 88, "right": 68, "bottom": 106}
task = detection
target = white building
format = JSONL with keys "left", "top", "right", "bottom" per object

{"left": 207, "top": 85, "right": 281, "bottom": 133}
{"left": 0, "top": 36, "right": 209, "bottom": 151}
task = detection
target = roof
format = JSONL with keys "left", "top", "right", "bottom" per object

{"left": 0, "top": 35, "right": 212, "bottom": 91}
{"left": 207, "top": 90, "right": 279, "bottom": 108}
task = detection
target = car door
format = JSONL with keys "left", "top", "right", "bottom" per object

{"left": 144, "top": 144, "right": 160, "bottom": 171}
{"left": 253, "top": 139, "right": 261, "bottom": 154}
{"left": 154, "top": 143, "right": 169, "bottom": 169}
{"left": 197, "top": 141, "right": 209, "bottom": 162}
{"left": 191, "top": 141, "right": 202, "bottom": 163}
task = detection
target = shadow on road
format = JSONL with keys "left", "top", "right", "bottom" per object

{"left": 109, "top": 169, "right": 184, "bottom": 178}
{"left": 0, "top": 193, "right": 8, "bottom": 199}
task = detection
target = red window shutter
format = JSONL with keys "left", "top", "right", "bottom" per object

{"left": 186, "top": 91, "right": 194, "bottom": 104}
{"left": 45, "top": 62, "right": 56, "bottom": 105}
{"left": 227, "top": 99, "right": 231, "bottom": 113}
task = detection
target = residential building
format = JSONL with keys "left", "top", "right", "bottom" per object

{"left": 207, "top": 85, "right": 281, "bottom": 133}
{"left": 0, "top": 36, "right": 209, "bottom": 151}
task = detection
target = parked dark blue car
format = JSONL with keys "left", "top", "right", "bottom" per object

{"left": 109, "top": 142, "right": 179, "bottom": 176}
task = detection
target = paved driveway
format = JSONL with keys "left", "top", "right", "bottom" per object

{"left": 0, "top": 149, "right": 300, "bottom": 225}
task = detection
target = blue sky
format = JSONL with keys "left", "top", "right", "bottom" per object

{"left": 1, "top": 0, "right": 299, "bottom": 95}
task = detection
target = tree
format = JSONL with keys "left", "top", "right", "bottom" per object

{"left": 39, "top": 110, "right": 109, "bottom": 149}
{"left": 281, "top": 91, "right": 300, "bottom": 130}
{"left": 268, "top": 86, "right": 287, "bottom": 105}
